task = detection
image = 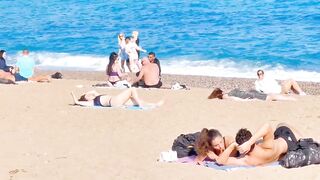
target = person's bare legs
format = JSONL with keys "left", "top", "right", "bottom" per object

{"left": 266, "top": 94, "right": 296, "bottom": 101}
{"left": 29, "top": 75, "right": 51, "bottom": 82}
{"left": 70, "top": 92, "right": 94, "bottom": 106}
{"left": 281, "top": 79, "right": 305, "bottom": 95}
{"left": 0, "top": 70, "right": 15, "bottom": 83}
{"left": 110, "top": 88, "right": 163, "bottom": 107}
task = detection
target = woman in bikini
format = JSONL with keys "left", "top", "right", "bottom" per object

{"left": 195, "top": 128, "right": 239, "bottom": 165}
{"left": 106, "top": 52, "right": 129, "bottom": 86}
{"left": 71, "top": 88, "right": 164, "bottom": 108}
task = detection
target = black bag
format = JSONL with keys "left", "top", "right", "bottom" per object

{"left": 280, "top": 138, "right": 320, "bottom": 168}
{"left": 172, "top": 132, "right": 200, "bottom": 158}
{"left": 51, "top": 72, "right": 63, "bottom": 79}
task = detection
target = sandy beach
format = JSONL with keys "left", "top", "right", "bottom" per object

{"left": 1, "top": 72, "right": 320, "bottom": 180}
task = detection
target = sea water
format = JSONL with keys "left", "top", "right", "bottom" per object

{"left": 0, "top": 0, "right": 319, "bottom": 81}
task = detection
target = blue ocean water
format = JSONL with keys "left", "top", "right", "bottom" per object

{"left": 1, "top": 0, "right": 320, "bottom": 81}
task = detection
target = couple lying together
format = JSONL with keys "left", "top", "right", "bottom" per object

{"left": 195, "top": 123, "right": 318, "bottom": 167}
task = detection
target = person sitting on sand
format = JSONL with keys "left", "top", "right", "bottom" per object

{"left": 148, "top": 52, "right": 161, "bottom": 76}
{"left": 15, "top": 49, "right": 50, "bottom": 82}
{"left": 106, "top": 52, "right": 130, "bottom": 86}
{"left": 195, "top": 128, "right": 239, "bottom": 165}
{"left": 71, "top": 88, "right": 163, "bottom": 108}
{"left": 216, "top": 123, "right": 307, "bottom": 166}
{"left": 208, "top": 88, "right": 296, "bottom": 101}
{"left": 255, "top": 69, "right": 306, "bottom": 95}
{"left": 0, "top": 50, "right": 16, "bottom": 83}
{"left": 131, "top": 57, "right": 162, "bottom": 88}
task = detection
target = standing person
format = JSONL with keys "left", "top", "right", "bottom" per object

{"left": 117, "top": 33, "right": 128, "bottom": 72}
{"left": 0, "top": 50, "right": 15, "bottom": 83}
{"left": 148, "top": 52, "right": 161, "bottom": 76}
{"left": 255, "top": 69, "right": 306, "bottom": 95}
{"left": 125, "top": 37, "right": 146, "bottom": 73}
{"left": 15, "top": 49, "right": 50, "bottom": 82}
{"left": 132, "top": 31, "right": 140, "bottom": 59}
{"left": 131, "top": 57, "right": 162, "bottom": 88}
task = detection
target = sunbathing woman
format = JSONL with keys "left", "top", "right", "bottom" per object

{"left": 71, "top": 88, "right": 163, "bottom": 108}
{"left": 208, "top": 88, "right": 296, "bottom": 101}
{"left": 195, "top": 128, "right": 239, "bottom": 165}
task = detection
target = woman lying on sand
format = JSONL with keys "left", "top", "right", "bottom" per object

{"left": 195, "top": 128, "right": 239, "bottom": 165}
{"left": 71, "top": 88, "right": 163, "bottom": 108}
{"left": 208, "top": 88, "right": 296, "bottom": 101}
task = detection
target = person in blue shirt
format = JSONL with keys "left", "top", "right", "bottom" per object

{"left": 14, "top": 49, "right": 50, "bottom": 82}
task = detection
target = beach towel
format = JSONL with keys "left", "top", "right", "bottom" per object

{"left": 176, "top": 156, "right": 280, "bottom": 171}
{"left": 92, "top": 80, "right": 131, "bottom": 89}
{"left": 74, "top": 104, "right": 157, "bottom": 111}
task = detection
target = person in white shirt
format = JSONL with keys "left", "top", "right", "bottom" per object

{"left": 117, "top": 33, "right": 128, "bottom": 72}
{"left": 125, "top": 37, "right": 146, "bottom": 72}
{"left": 254, "top": 69, "right": 306, "bottom": 95}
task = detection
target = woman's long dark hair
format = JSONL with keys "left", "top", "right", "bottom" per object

{"left": 0, "top": 50, "right": 6, "bottom": 59}
{"left": 106, "top": 52, "right": 118, "bottom": 75}
{"left": 208, "top": 88, "right": 224, "bottom": 99}
{"left": 195, "top": 128, "right": 222, "bottom": 156}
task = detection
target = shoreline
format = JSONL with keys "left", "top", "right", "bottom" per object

{"left": 36, "top": 69, "right": 320, "bottom": 95}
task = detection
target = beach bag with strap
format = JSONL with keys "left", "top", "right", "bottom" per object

{"left": 279, "top": 138, "right": 320, "bottom": 168}
{"left": 172, "top": 132, "right": 200, "bottom": 158}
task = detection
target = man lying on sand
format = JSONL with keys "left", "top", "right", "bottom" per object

{"left": 216, "top": 123, "right": 317, "bottom": 166}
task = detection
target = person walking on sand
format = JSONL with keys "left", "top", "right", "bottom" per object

{"left": 255, "top": 69, "right": 306, "bottom": 95}
{"left": 131, "top": 57, "right": 162, "bottom": 88}
{"left": 71, "top": 88, "right": 164, "bottom": 108}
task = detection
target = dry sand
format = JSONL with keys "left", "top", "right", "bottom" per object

{"left": 0, "top": 72, "right": 320, "bottom": 180}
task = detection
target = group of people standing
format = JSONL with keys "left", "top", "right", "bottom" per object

{"left": 105, "top": 31, "right": 162, "bottom": 88}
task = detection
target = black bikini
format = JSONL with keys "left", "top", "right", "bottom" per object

{"left": 93, "top": 95, "right": 111, "bottom": 107}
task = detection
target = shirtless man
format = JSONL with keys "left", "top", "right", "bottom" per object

{"left": 131, "top": 57, "right": 162, "bottom": 88}
{"left": 218, "top": 123, "right": 303, "bottom": 166}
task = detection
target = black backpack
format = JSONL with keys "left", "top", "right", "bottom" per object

{"left": 172, "top": 132, "right": 200, "bottom": 158}
{"left": 51, "top": 72, "right": 63, "bottom": 79}
{"left": 279, "top": 138, "right": 320, "bottom": 168}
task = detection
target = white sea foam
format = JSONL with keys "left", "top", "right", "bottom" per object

{"left": 7, "top": 52, "right": 320, "bottom": 82}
